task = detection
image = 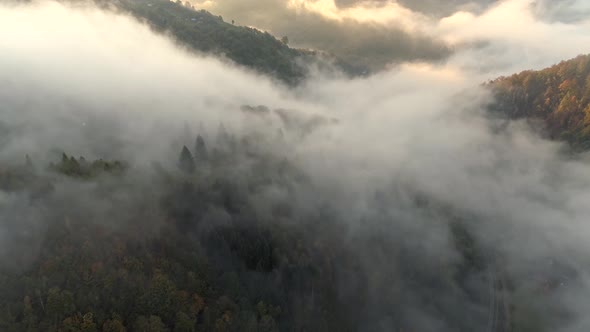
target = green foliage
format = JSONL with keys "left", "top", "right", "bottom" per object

{"left": 45, "top": 287, "right": 75, "bottom": 327}
{"left": 102, "top": 317, "right": 127, "bottom": 332}
{"left": 173, "top": 311, "right": 194, "bottom": 332}
{"left": 137, "top": 273, "right": 177, "bottom": 321}
{"left": 193, "top": 135, "right": 207, "bottom": 161}
{"left": 50, "top": 153, "right": 127, "bottom": 179}
{"left": 60, "top": 312, "right": 98, "bottom": 332}
{"left": 117, "top": 0, "right": 307, "bottom": 84}
{"left": 134, "top": 315, "right": 169, "bottom": 332}
{"left": 178, "top": 146, "right": 195, "bottom": 174}
{"left": 22, "top": 296, "right": 37, "bottom": 332}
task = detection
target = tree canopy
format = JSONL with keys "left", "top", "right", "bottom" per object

{"left": 489, "top": 54, "right": 590, "bottom": 149}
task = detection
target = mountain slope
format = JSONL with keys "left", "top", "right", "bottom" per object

{"left": 116, "top": 0, "right": 306, "bottom": 84}
{"left": 96, "top": 0, "right": 364, "bottom": 84}
{"left": 489, "top": 54, "right": 590, "bottom": 148}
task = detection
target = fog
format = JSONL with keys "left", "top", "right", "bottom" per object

{"left": 2, "top": 1, "right": 590, "bottom": 331}
{"left": 196, "top": 0, "right": 590, "bottom": 71}
{"left": 194, "top": 0, "right": 452, "bottom": 69}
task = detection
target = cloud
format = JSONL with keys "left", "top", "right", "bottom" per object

{"left": 439, "top": 0, "right": 590, "bottom": 75}
{"left": 194, "top": 0, "right": 451, "bottom": 69}
{"left": 532, "top": 0, "right": 590, "bottom": 23}
{"left": 1, "top": 1, "right": 590, "bottom": 330}
{"left": 192, "top": 0, "right": 590, "bottom": 72}
{"left": 333, "top": 0, "right": 495, "bottom": 17}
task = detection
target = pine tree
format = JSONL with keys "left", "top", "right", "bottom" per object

{"left": 194, "top": 135, "right": 208, "bottom": 160}
{"left": 178, "top": 146, "right": 195, "bottom": 174}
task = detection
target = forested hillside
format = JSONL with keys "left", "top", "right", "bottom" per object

{"left": 116, "top": 0, "right": 306, "bottom": 84}
{"left": 87, "top": 0, "right": 362, "bottom": 84}
{"left": 489, "top": 54, "right": 590, "bottom": 149}
{"left": 0, "top": 125, "right": 496, "bottom": 332}
{"left": 3, "top": 2, "right": 587, "bottom": 330}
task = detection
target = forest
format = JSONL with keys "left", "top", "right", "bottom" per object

{"left": 98, "top": 0, "right": 363, "bottom": 84}
{"left": 0, "top": 123, "right": 499, "bottom": 331}
{"left": 489, "top": 54, "right": 590, "bottom": 149}
{"left": 1, "top": 1, "right": 589, "bottom": 331}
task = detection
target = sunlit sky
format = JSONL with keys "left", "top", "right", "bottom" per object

{"left": 286, "top": 0, "right": 427, "bottom": 28}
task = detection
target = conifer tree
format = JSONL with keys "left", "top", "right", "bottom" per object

{"left": 194, "top": 135, "right": 208, "bottom": 160}
{"left": 178, "top": 146, "right": 195, "bottom": 173}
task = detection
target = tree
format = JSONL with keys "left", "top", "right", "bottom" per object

{"left": 194, "top": 135, "right": 208, "bottom": 160}
{"left": 280, "top": 36, "right": 289, "bottom": 45}
{"left": 61, "top": 312, "right": 98, "bottom": 332}
{"left": 178, "top": 146, "right": 195, "bottom": 174}
{"left": 137, "top": 273, "right": 178, "bottom": 321}
{"left": 102, "top": 318, "right": 127, "bottom": 332}
{"left": 80, "top": 312, "right": 98, "bottom": 332}
{"left": 45, "top": 287, "right": 75, "bottom": 327}
{"left": 173, "top": 311, "right": 194, "bottom": 332}
{"left": 134, "top": 316, "right": 169, "bottom": 332}
{"left": 22, "top": 296, "right": 37, "bottom": 332}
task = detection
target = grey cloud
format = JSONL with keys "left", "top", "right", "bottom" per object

{"left": 203, "top": 0, "right": 452, "bottom": 69}
{"left": 532, "top": 0, "right": 590, "bottom": 23}
{"left": 203, "top": 0, "right": 590, "bottom": 73}
{"left": 334, "top": 0, "right": 590, "bottom": 22}
{"left": 334, "top": 0, "right": 495, "bottom": 16}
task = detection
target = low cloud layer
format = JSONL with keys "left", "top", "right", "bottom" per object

{"left": 194, "top": 0, "right": 452, "bottom": 69}
{"left": 194, "top": 0, "right": 590, "bottom": 71}
{"left": 2, "top": 1, "right": 590, "bottom": 330}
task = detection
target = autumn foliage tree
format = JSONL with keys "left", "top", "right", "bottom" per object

{"left": 489, "top": 54, "right": 590, "bottom": 148}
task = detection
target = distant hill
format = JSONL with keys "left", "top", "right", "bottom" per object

{"left": 105, "top": 0, "right": 365, "bottom": 84}
{"left": 488, "top": 54, "right": 590, "bottom": 149}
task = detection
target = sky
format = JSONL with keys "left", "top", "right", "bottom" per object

{"left": 1, "top": 0, "right": 590, "bottom": 330}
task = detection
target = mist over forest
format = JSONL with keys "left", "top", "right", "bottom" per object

{"left": 1, "top": 0, "right": 590, "bottom": 331}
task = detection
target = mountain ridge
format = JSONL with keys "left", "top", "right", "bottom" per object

{"left": 94, "top": 0, "right": 366, "bottom": 84}
{"left": 488, "top": 54, "right": 590, "bottom": 149}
